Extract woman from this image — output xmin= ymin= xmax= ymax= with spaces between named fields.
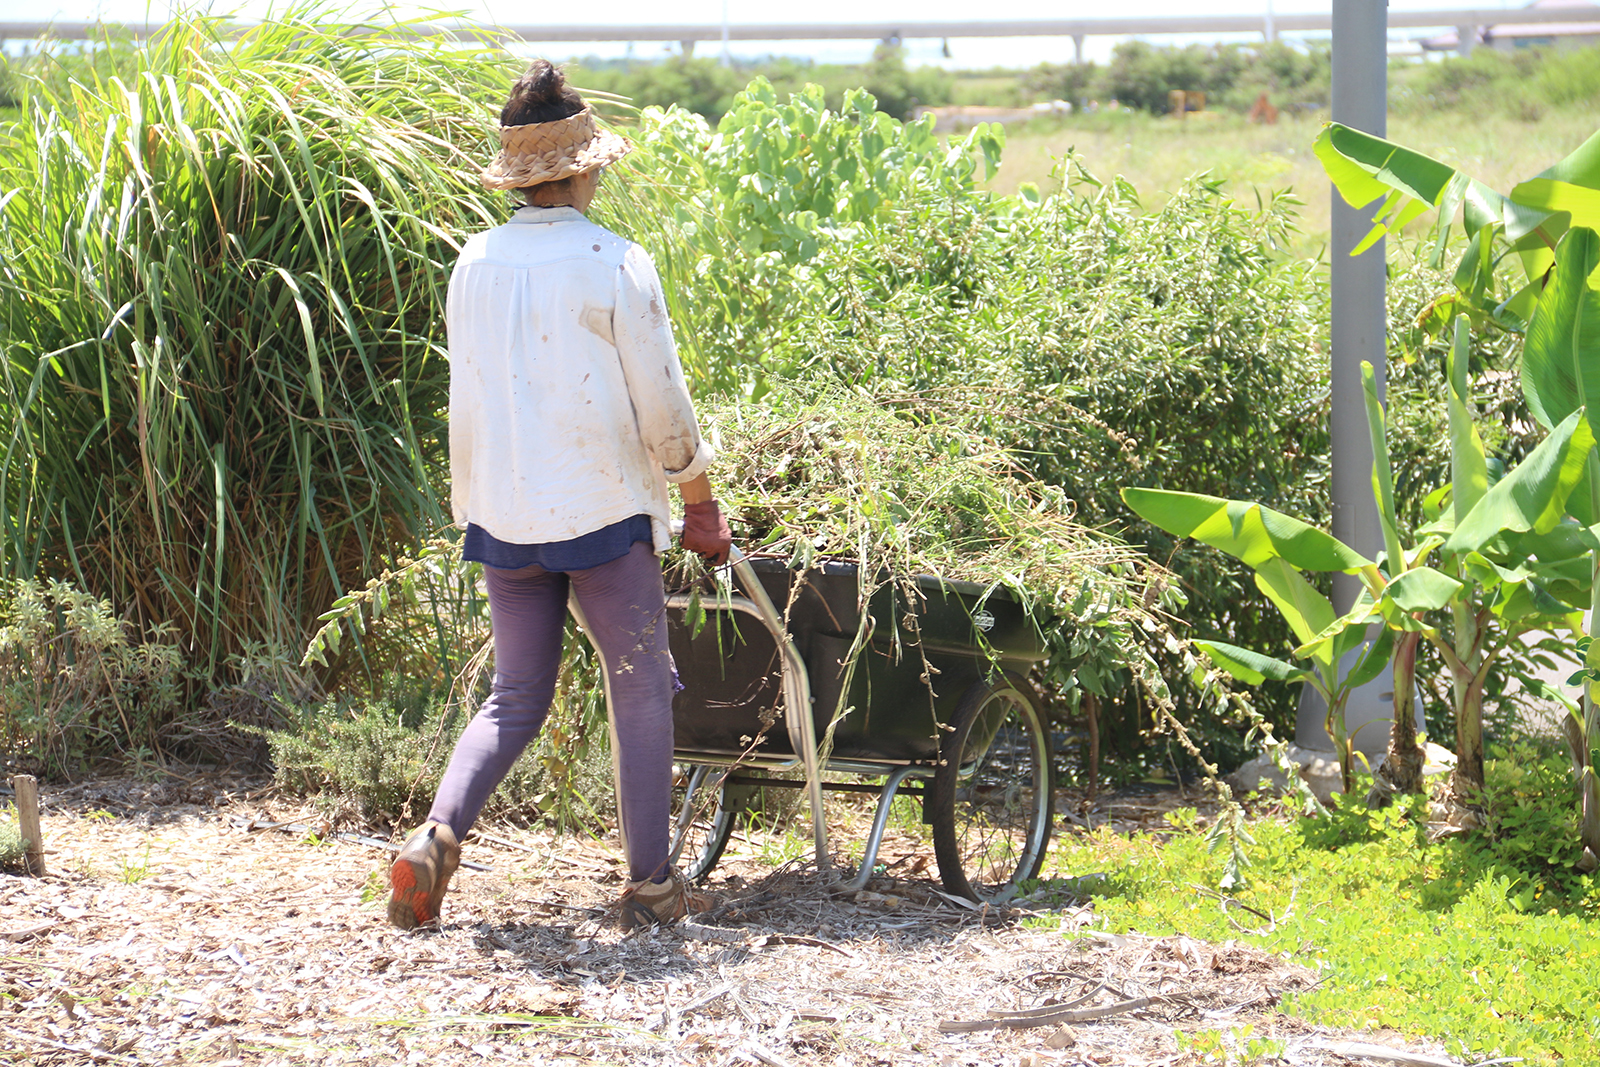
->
xmin=387 ymin=61 xmax=731 ymax=931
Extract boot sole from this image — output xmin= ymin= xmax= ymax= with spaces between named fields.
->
xmin=388 ymin=857 xmax=434 ymax=929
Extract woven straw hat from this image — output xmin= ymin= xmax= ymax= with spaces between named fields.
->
xmin=481 ymin=107 xmax=631 ymax=191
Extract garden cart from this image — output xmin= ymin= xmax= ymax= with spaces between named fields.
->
xmin=663 ymin=548 xmax=1054 ymax=903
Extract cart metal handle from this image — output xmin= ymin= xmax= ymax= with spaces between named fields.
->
xmin=722 ymin=545 xmax=830 ymax=874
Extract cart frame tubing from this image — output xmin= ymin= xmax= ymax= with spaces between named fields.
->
xmin=663 ymin=546 xmax=831 ymax=872
xmin=673 ymin=764 xmax=932 ymax=891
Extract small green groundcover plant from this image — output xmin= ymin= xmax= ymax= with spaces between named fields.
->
xmin=0 ymin=808 xmax=23 ymax=867
xmin=1048 ymin=740 xmax=1600 ymax=1063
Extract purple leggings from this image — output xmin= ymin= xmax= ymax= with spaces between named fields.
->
xmin=428 ymin=541 xmax=674 ymax=883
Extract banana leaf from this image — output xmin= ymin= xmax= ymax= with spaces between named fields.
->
xmin=1253 ymin=557 xmax=1337 ymax=651
xmin=1381 ymin=566 xmax=1464 ymax=614
xmin=1194 ymin=640 xmax=1314 ymax=686
xmin=1360 ymin=360 xmax=1406 ymax=574
xmin=1345 ymin=624 xmax=1399 ymax=691
xmin=1122 ymin=487 xmax=1371 ymax=573
xmin=1445 ymin=409 xmax=1595 ymax=553
xmin=1447 ymin=316 xmax=1489 ymax=526
xmin=1314 ymin=122 xmax=1600 ymax=275
xmin=1522 ymin=228 xmax=1600 ymax=438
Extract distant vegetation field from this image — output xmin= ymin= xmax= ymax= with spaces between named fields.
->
xmin=986 ymin=108 xmax=1600 ymax=248
xmin=566 ymin=35 xmax=1600 ymax=123
xmin=566 ymin=38 xmax=1330 ymax=123
xmin=558 ymin=40 xmax=1600 ymax=249
xmin=6 ymin=37 xmax=1598 ymax=238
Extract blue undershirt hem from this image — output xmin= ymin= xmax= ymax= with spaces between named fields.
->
xmin=463 ymin=514 xmax=653 ymax=572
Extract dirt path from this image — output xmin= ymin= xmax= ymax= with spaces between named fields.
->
xmin=3 ymin=776 xmax=1460 ymax=1066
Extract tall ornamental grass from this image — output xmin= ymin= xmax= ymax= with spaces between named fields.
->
xmin=0 ymin=10 xmax=513 ymax=676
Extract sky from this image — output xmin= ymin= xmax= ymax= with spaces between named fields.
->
xmin=0 ymin=1 xmax=1524 ymax=66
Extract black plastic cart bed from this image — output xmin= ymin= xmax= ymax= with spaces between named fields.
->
xmin=661 ymin=550 xmax=1055 ymax=903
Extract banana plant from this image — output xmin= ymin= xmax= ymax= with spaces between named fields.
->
xmin=1504 ymin=226 xmax=1600 ymax=857
xmin=1401 ymin=317 xmax=1595 ymax=797
xmin=1121 ymin=485 xmax=1401 ymax=794
xmin=1358 ymin=359 xmax=1433 ymax=797
xmin=1124 ymin=463 xmax=1467 ymax=799
xmin=1363 ymin=324 xmax=1598 ymax=798
xmin=1124 ymin=345 xmax=1594 ymax=799
xmin=1318 ymin=125 xmax=1600 ymax=847
xmin=1126 ymin=349 xmax=1477 ymax=800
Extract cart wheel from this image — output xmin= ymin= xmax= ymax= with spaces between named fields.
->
xmin=668 ymin=764 xmax=737 ymax=883
xmin=930 ymin=674 xmax=1054 ymax=903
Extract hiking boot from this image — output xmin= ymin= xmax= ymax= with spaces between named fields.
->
xmin=387 ymin=821 xmax=460 ymax=930
xmin=618 ymin=870 xmax=714 ymax=930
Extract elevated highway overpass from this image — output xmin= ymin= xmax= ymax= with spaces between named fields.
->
xmin=5 ymin=7 xmax=1600 ymax=61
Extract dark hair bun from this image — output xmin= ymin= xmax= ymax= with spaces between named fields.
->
xmin=513 ymin=60 xmax=564 ymax=106
xmin=502 ymin=60 xmax=585 ymax=126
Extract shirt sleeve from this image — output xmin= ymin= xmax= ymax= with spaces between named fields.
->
xmin=612 ymin=243 xmax=713 ymax=483
xmin=445 ymin=263 xmax=473 ymax=526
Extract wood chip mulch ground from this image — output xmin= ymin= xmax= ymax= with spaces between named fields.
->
xmin=2 ymin=774 xmax=1465 ymax=1066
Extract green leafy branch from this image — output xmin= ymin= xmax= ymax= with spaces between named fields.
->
xmin=301 ymin=536 xmax=474 ymax=670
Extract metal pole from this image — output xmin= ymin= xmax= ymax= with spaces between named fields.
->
xmin=1299 ymin=0 xmax=1394 ymax=753
xmin=1330 ymin=0 xmax=1387 ymax=612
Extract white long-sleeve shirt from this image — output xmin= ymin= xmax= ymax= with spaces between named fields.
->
xmin=446 ymin=205 xmax=713 ymax=553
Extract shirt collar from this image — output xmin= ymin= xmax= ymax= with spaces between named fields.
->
xmin=510 ymin=205 xmax=586 ymax=225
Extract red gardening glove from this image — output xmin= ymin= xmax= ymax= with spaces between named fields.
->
xmin=681 ymin=499 xmax=732 ymax=565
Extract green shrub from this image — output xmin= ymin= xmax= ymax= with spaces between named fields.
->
xmin=1392 ymin=47 xmax=1539 ymax=113
xmin=267 ymin=684 xmax=465 ymax=826
xmin=0 ymin=577 xmax=189 ymax=773
xmin=1100 ymin=40 xmax=1329 ymax=113
xmin=264 ymin=653 xmax=613 ymax=831
xmin=1019 ymin=61 xmax=1101 ymax=108
xmin=1476 ymin=738 xmax=1597 ymax=904
xmin=571 ymin=56 xmax=750 ymax=122
xmin=845 ymin=44 xmax=954 ymax=120
xmin=1391 ymin=44 xmax=1600 ymax=118
xmin=1537 ymin=45 xmax=1600 ymax=109
xmin=1101 ymin=40 xmax=1218 ymax=113
xmin=603 ymin=78 xmax=1002 ymax=397
xmin=765 ymin=172 xmax=1327 ymax=754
